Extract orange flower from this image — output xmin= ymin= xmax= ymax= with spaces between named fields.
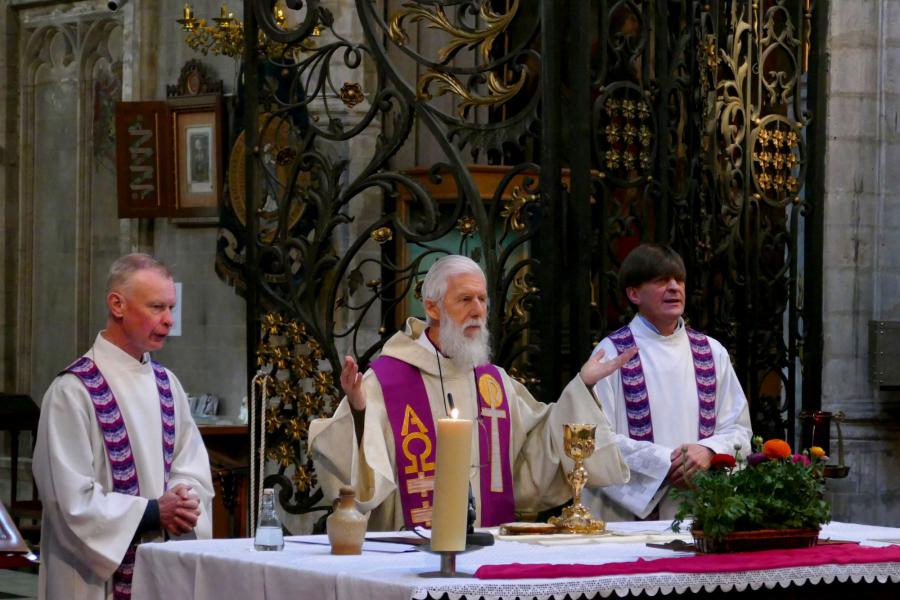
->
xmin=763 ymin=439 xmax=792 ymax=460
xmin=809 ymin=446 xmax=827 ymax=460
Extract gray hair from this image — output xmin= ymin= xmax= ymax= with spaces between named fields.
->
xmin=421 ymin=255 xmax=486 ymax=325
xmin=106 ymin=253 xmax=173 ymax=295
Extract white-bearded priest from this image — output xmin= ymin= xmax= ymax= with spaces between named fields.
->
xmin=310 ymin=255 xmax=633 ymax=530
xmin=583 ymin=243 xmax=752 ymax=521
xmin=33 ymin=254 xmax=214 ymax=600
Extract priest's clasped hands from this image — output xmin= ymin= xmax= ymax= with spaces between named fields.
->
xmin=158 ymin=483 xmax=202 ymax=536
xmin=667 ymin=444 xmax=714 ymax=489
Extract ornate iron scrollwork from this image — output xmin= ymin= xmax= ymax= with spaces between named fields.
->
xmin=240 ymin=0 xmax=545 ymax=517
xmin=236 ymin=0 xmax=823 ymax=518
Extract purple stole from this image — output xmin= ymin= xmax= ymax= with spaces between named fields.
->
xmin=608 ymin=326 xmax=717 ymax=442
xmin=65 ymin=356 xmax=175 ymax=600
xmin=371 ymin=357 xmax=515 ymax=528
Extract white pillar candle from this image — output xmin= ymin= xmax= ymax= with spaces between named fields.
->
xmin=430 ymin=411 xmax=473 ymax=551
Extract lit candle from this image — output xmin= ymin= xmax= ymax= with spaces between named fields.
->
xmin=430 ymin=408 xmax=473 ymax=551
xmin=183 ymin=4 xmax=193 ymax=20
xmin=219 ymin=3 xmax=230 ymax=19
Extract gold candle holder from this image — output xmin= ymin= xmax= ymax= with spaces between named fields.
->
xmin=549 ymin=423 xmax=606 ymax=534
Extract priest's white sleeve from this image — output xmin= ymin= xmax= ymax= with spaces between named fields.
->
xmin=309 ymin=371 xmax=400 ymax=529
xmin=33 ymin=376 xmax=148 ymax=580
xmin=587 ymin=341 xmax=672 ymax=519
xmin=503 ymin=373 xmax=630 ymax=515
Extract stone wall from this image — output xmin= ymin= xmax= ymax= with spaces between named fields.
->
xmin=820 ymin=0 xmax=900 ymax=525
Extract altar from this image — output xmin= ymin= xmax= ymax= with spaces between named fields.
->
xmin=132 ymin=521 xmax=900 ymax=600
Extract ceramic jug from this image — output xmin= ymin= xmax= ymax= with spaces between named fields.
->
xmin=326 ymin=486 xmax=368 ymax=554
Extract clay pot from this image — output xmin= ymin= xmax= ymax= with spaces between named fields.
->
xmin=326 ymin=486 xmax=368 ymax=555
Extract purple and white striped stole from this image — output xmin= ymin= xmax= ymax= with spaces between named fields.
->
xmin=65 ymin=356 xmax=175 ymax=600
xmin=608 ymin=326 xmax=717 ymax=442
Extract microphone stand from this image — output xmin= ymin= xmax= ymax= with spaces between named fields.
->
xmin=465 ymin=482 xmax=495 ymax=547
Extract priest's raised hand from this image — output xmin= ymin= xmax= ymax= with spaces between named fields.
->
xmin=579 ymin=345 xmax=638 ymax=387
xmin=341 ymin=354 xmax=366 ymax=411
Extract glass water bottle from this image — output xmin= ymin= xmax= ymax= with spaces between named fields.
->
xmin=254 ymin=488 xmax=284 ymax=551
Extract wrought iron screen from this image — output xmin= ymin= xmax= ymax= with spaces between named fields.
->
xmin=236 ymin=0 xmax=825 ymax=518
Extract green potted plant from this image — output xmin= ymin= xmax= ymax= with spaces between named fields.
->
xmin=671 ymin=437 xmax=831 ymax=553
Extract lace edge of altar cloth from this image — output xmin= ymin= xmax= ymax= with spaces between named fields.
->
xmin=411 ymin=562 xmax=900 ymax=600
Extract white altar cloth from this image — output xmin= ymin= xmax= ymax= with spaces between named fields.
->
xmin=132 ymin=521 xmax=900 ymax=600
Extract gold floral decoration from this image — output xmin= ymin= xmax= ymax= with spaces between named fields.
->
xmin=293 ymin=467 xmax=314 ymax=492
xmin=339 ymin=82 xmax=365 ymax=108
xmin=256 ymin=312 xmax=340 ymax=506
xmin=370 ymin=226 xmax=394 ymax=243
xmin=753 ymin=122 xmax=801 ymax=197
xmin=601 ymin=94 xmax=654 ymax=177
xmin=457 ymin=215 xmax=478 ymax=236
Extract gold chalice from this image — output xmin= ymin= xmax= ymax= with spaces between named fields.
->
xmin=549 ymin=423 xmax=606 ymax=534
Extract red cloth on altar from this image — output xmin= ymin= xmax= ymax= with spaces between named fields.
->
xmin=475 ymin=543 xmax=900 ymax=579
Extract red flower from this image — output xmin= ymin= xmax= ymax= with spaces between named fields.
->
xmin=763 ymin=439 xmax=792 ymax=460
xmin=710 ymin=453 xmax=736 ymax=470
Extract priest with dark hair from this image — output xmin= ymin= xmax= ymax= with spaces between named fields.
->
xmin=583 ymin=244 xmax=752 ymax=521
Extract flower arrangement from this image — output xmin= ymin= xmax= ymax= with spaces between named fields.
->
xmin=671 ymin=437 xmax=831 ymax=545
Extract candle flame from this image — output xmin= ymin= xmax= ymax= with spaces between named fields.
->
xmin=450 ymin=407 xmax=459 ymax=419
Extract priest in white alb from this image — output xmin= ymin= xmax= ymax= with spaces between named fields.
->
xmin=33 ymin=254 xmax=214 ymax=600
xmin=309 ymin=255 xmax=634 ymax=531
xmin=583 ymin=244 xmax=752 ymax=521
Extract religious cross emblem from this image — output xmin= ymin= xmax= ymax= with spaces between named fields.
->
xmin=478 ymin=373 xmax=507 ymax=492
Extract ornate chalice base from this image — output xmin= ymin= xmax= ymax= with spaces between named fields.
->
xmin=548 ymin=423 xmax=606 ymax=534
xmin=550 ymin=503 xmax=606 ymax=534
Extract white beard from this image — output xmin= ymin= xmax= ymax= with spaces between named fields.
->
xmin=438 ymin=312 xmax=491 ymax=370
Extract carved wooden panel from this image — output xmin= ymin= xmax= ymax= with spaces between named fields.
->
xmin=115 ymin=101 xmax=172 ymax=218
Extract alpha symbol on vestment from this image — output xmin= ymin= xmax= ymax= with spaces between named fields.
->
xmin=400 ymin=404 xmax=435 ymax=475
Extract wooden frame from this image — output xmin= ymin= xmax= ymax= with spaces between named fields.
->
xmin=170 ymin=94 xmax=224 ymax=218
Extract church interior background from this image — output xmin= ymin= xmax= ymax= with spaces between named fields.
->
xmin=1 ymin=0 xmax=899 ymax=560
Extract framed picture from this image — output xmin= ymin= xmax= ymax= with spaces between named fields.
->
xmin=170 ymin=94 xmax=224 ymax=218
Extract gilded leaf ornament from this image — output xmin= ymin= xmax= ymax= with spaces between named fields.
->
xmin=501 ymin=186 xmax=540 ymax=232
xmin=388 ymin=0 xmax=519 ymax=65
xmin=417 ymin=69 xmax=526 ymax=118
